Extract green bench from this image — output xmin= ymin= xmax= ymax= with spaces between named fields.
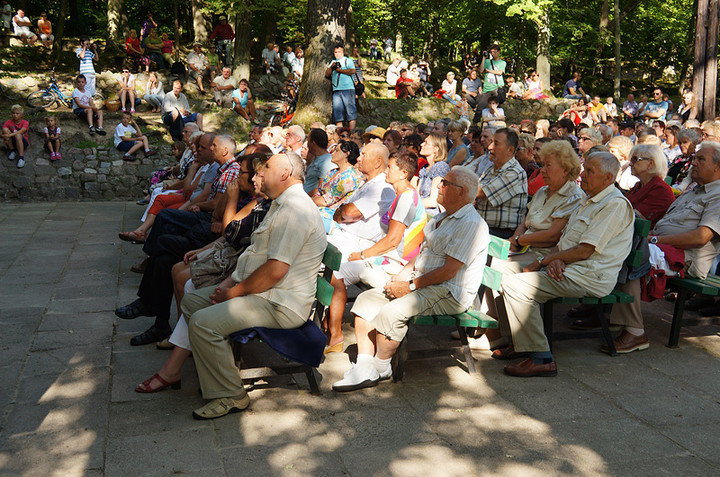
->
xmin=667 ymin=274 xmax=720 ymax=347
xmin=391 ymin=235 xmax=509 ymax=381
xmin=542 ymin=218 xmax=651 ymax=356
xmin=231 ymin=243 xmax=341 ymax=394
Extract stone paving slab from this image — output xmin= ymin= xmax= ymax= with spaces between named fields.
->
xmin=1 ymin=202 xmax=720 ymax=476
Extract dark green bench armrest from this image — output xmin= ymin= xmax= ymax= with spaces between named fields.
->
xmin=668 ymin=276 xmax=720 ymax=296
xmin=412 ymin=309 xmax=498 ymax=329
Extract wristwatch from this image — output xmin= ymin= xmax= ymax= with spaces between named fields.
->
xmin=536 ymin=255 xmax=545 ymax=267
xmin=409 ymin=279 xmax=417 ymax=291
xmin=649 ymin=236 xmax=658 ymax=244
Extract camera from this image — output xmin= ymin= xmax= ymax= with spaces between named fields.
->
xmin=482 ymin=51 xmax=489 ymax=59
xmin=331 ymin=61 xmax=341 ymax=71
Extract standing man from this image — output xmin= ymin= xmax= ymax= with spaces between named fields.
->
xmin=209 ymin=15 xmax=235 ymax=66
xmin=183 ymin=152 xmax=326 ymax=419
xmin=325 ymin=44 xmax=357 ymax=129
xmin=475 ymin=44 xmax=506 ymax=119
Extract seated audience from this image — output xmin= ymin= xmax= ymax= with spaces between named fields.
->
xmin=562 ymin=72 xmax=586 ymax=99
xmin=441 ymin=72 xmax=460 ymax=105
xmin=622 ymin=94 xmax=639 ymax=120
xmin=143 ymin=72 xmax=164 ymax=113
xmin=313 ymin=140 xmax=363 ymax=232
xmin=604 ymin=97 xmax=618 ymax=118
xmin=386 ymin=57 xmax=402 ymax=87
xmin=475 ymin=128 xmax=528 ymax=238
xmin=231 ymin=79 xmax=257 ymax=121
xmin=43 ymin=115 xmax=62 ymax=161
xmin=160 ymin=32 xmax=176 ymax=66
xmin=677 ymin=90 xmax=698 ymax=123
xmin=446 ymin=120 xmax=470 ymax=167
xmin=667 ymin=128 xmax=699 ymax=185
xmin=382 ymin=129 xmax=403 ymax=155
xmin=664 ymin=125 xmax=682 ymax=162
xmin=395 ymin=69 xmax=419 ymax=99
xmin=125 ymin=29 xmax=149 ymax=72
xmin=496 ymin=152 xmax=634 ymax=376
xmin=606 ymin=135 xmax=637 ymax=190
xmin=463 ymin=127 xmax=494 ymax=177
xmin=117 ymin=67 xmax=137 ymax=113
xmin=601 ymin=142 xmax=720 ymax=351
xmin=162 ymin=81 xmax=204 ymax=139
xmin=304 ymin=128 xmax=336 ymax=195
xmin=144 ymin=28 xmax=165 ymax=69
xmin=481 ymin=96 xmax=506 ymax=128
xmin=332 ymin=166 xmax=488 ymax=391
xmin=211 ymin=67 xmax=237 ymax=108
xmin=624 ymin=144 xmax=675 ymax=226
xmin=515 ymin=133 xmax=539 ymax=179
xmin=461 ymin=70 xmax=482 ymax=110
xmin=187 ymin=43 xmax=210 ymax=93
xmin=2 ymin=104 xmax=29 ymax=168
xmin=37 ymin=12 xmax=53 ymax=48
xmin=414 ymin=133 xmax=450 ymax=213
xmin=12 ymin=9 xmax=36 ymax=46
xmin=522 ymin=70 xmax=547 ymax=100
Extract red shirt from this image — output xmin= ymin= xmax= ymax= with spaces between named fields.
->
xmin=161 ymin=39 xmax=174 ymax=54
xmin=3 ymin=119 xmax=29 ymax=141
xmin=527 ymin=169 xmax=546 ymax=196
xmin=395 ymin=77 xmax=415 ymax=98
xmin=210 ymin=23 xmax=235 ymax=40
xmin=125 ymin=37 xmax=141 ymax=54
xmin=625 ymin=175 xmax=675 ymax=226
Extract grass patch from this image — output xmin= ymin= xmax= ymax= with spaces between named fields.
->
xmin=75 ymin=138 xmax=103 ymax=149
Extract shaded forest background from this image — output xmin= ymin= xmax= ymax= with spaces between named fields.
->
xmin=7 ymin=0 xmax=697 ymax=96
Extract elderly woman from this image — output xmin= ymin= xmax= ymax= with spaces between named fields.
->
xmin=515 ymin=133 xmax=539 ymax=179
xmin=313 ymin=140 xmax=364 ymax=232
xmin=447 ymin=120 xmax=470 ymax=166
xmin=667 ymin=128 xmax=699 ymax=185
xmin=412 ymin=132 xmax=450 ymax=213
xmin=607 ymin=135 xmax=637 ymax=190
xmin=475 ymin=141 xmax=585 ymax=354
xmin=624 ymin=144 xmax=675 ymax=226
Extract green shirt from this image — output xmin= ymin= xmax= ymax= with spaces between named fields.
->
xmin=207 ymin=51 xmax=219 ymax=66
xmin=145 ymin=35 xmax=163 ymax=51
xmin=482 ymin=58 xmax=506 ymax=93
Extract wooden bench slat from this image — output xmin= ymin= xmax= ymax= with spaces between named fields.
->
xmin=315 ymin=277 xmax=334 ymax=307
xmin=489 ymin=236 xmax=510 ymax=260
xmin=481 ymin=266 xmax=502 ymax=291
xmin=323 ymin=243 xmax=342 ymax=272
xmin=669 ymin=277 xmax=720 ymax=296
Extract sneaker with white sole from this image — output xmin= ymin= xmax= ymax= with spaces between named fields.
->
xmin=378 ymin=366 xmax=392 ymax=382
xmin=8 ymin=151 xmax=16 ymax=161
xmin=16 ymin=157 xmax=25 ymax=168
xmin=332 ymin=362 xmax=380 ymax=392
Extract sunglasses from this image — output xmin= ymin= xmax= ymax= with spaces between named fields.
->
xmin=440 ymin=178 xmax=463 ymax=188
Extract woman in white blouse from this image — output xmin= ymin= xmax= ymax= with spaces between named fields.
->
xmin=441 ymin=71 xmax=460 ymax=105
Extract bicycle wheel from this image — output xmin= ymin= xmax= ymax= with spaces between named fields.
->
xmin=27 ymin=90 xmax=57 ymax=109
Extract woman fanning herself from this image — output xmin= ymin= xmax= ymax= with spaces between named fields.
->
xmin=412 ymin=133 xmax=449 ymax=215
xmin=324 ymin=151 xmax=427 ymax=353
xmin=135 ymin=154 xmax=271 ymax=393
xmin=313 ymin=140 xmax=364 ymax=232
xmin=468 ymin=141 xmax=585 ymax=353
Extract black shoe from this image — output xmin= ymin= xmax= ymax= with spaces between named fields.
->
xmin=130 ymin=325 xmax=172 ymax=346
xmin=566 ymin=304 xmax=595 ymax=319
xmin=115 ymin=298 xmax=154 ymax=320
xmin=686 ymin=296 xmax=716 ymax=312
xmin=570 ymin=316 xmax=622 ymax=332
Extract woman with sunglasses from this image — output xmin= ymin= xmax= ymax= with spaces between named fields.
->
xmin=522 ymin=70 xmax=547 ymax=100
xmin=624 ymin=144 xmax=675 ymax=226
xmin=313 ymin=140 xmax=364 ymax=232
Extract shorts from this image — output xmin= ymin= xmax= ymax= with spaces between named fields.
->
xmin=40 ymin=33 xmax=54 ymax=42
xmin=116 ymin=141 xmax=137 ymax=153
xmin=188 ymin=68 xmax=206 ymax=81
xmin=332 ymin=89 xmax=357 ymax=122
xmin=8 ymin=137 xmax=29 ymax=151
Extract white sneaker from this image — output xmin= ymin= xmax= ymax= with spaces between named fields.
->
xmin=332 ymin=362 xmax=380 ymax=392
xmin=16 ymin=157 xmax=25 ymax=168
xmin=8 ymin=151 xmax=16 ymax=161
xmin=377 ymin=366 xmax=392 ymax=382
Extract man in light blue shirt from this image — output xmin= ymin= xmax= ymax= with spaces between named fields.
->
xmin=303 ymin=128 xmax=336 ymax=195
xmin=642 ymin=88 xmax=669 ymax=125
xmin=324 ymin=44 xmax=357 ymax=129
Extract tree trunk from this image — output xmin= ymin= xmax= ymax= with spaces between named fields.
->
xmin=232 ymin=7 xmax=252 ymax=81
xmin=703 ymin=0 xmax=719 ymax=119
xmin=192 ymin=0 xmax=210 ymax=43
xmin=535 ymin=7 xmax=551 ymax=96
xmin=53 ymin=0 xmax=69 ymax=63
xmin=173 ymin=0 xmax=181 ymax=51
xmin=613 ymin=0 xmax=621 ymax=99
xmin=107 ymin=0 xmax=123 ymax=43
xmin=693 ymin=0 xmax=710 ymax=117
xmin=294 ymin=0 xmax=350 ymax=127
xmin=345 ymin=3 xmax=355 ymax=52
xmin=594 ymin=0 xmax=610 ymax=71
xmin=262 ymin=15 xmax=277 ymax=45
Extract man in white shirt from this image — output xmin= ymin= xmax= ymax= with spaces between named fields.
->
xmin=186 ymin=43 xmax=209 ymax=93
xmin=12 ymin=9 xmax=36 ymax=45
xmin=210 ymin=66 xmax=237 ymax=108
xmin=386 ymin=57 xmax=402 ymax=87
xmin=72 ymin=74 xmax=106 ymax=136
xmin=162 ymin=80 xmax=204 ymax=136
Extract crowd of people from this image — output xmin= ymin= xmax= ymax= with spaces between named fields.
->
xmin=104 ymin=91 xmax=720 ymax=418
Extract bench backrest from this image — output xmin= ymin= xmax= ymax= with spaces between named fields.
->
xmin=316 ymin=243 xmax=342 ymax=307
xmin=625 ymin=218 xmax=651 ymax=269
xmin=481 ymin=235 xmax=510 ymax=292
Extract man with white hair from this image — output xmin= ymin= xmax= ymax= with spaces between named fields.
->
xmin=496 ymin=152 xmax=634 ymax=376
xmin=577 ymin=127 xmax=603 ymax=155
xmin=259 ymin=126 xmax=284 ymax=154
xmin=283 ymin=125 xmax=305 ymax=154
xmin=333 ymin=165 xmax=489 ymax=392
xmin=183 ymin=152 xmax=326 ymax=419
xmin=604 ymin=142 xmax=720 ymax=347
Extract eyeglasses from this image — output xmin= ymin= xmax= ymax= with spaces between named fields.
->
xmin=578 ymin=136 xmax=591 ymax=141
xmin=340 ymin=134 xmax=350 ymax=139
xmin=440 ymin=178 xmax=463 ymax=188
xmin=630 ymin=156 xmax=651 ymax=164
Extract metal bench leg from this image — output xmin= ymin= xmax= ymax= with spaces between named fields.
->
xmin=456 ymin=325 xmax=478 ymax=374
xmin=667 ymin=288 xmax=687 ymax=348
xmin=392 ymin=337 xmax=408 ymax=382
xmin=305 ymin=367 xmax=321 ymax=395
xmin=542 ymin=302 xmax=554 ymax=351
xmin=598 ymin=307 xmax=617 ymax=356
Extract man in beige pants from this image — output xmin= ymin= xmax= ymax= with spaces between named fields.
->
xmin=182 ymin=152 xmax=326 ymax=420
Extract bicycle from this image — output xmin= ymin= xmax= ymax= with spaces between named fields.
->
xmin=267 ymin=94 xmax=296 ymax=127
xmin=27 ymin=68 xmax=105 ymax=110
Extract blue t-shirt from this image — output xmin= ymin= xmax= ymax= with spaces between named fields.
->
xmin=328 ymin=56 xmax=355 ymax=92
xmin=643 ymin=100 xmax=669 ymax=121
xmin=304 ymin=153 xmax=337 ymax=194
xmin=563 ymin=79 xmax=580 ymax=96
xmin=232 ymin=89 xmax=249 ymax=108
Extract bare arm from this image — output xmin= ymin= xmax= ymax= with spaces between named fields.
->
xmin=349 ymin=220 xmax=406 ymax=260
xmin=655 ymin=226 xmax=715 ymax=250
xmin=333 ymin=202 xmax=364 ymax=224
xmin=384 ymin=255 xmax=465 ymax=299
xmin=514 ymin=217 xmax=570 ymax=249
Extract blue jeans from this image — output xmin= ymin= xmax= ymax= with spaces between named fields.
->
xmin=563 ymin=94 xmax=583 ymax=100
xmin=443 ymin=93 xmax=460 ymax=105
xmin=332 ymin=89 xmax=357 ymax=123
xmin=148 ymin=52 xmax=165 ymax=69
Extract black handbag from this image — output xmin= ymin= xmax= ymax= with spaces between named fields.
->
xmin=489 ymin=59 xmax=507 ymax=104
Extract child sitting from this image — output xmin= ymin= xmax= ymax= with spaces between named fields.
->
xmin=114 ymin=112 xmax=156 ymax=161
xmin=44 ymin=116 xmax=62 ymax=161
xmin=2 ymin=104 xmax=30 ymax=168
xmin=72 ymin=74 xmax=107 ymax=136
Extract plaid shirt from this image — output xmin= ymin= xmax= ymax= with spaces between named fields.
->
xmin=209 ymin=157 xmax=240 ymax=200
xmin=476 ymin=157 xmax=528 ymax=229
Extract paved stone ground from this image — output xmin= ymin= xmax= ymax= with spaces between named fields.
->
xmin=1 ymin=201 xmax=720 ymax=476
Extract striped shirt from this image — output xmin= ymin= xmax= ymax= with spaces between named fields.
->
xmin=76 ymin=48 xmax=96 ymax=75
xmin=476 ymin=157 xmax=528 ymax=230
xmin=415 ymin=203 xmax=489 ymax=308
